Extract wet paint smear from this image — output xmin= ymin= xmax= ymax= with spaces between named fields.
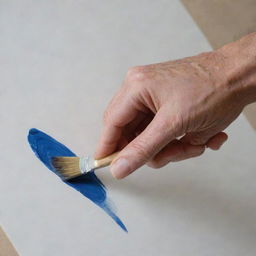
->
xmin=27 ymin=128 xmax=127 ymax=232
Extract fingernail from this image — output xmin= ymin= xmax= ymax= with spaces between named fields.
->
xmin=110 ymin=158 xmax=130 ymax=179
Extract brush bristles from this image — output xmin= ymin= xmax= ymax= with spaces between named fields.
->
xmin=51 ymin=157 xmax=82 ymax=180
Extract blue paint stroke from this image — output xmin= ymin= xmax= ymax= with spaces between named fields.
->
xmin=27 ymin=128 xmax=127 ymax=232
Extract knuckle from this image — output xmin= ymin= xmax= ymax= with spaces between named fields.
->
xmin=130 ymin=140 xmax=151 ymax=162
xmin=147 ymin=160 xmax=164 ymax=169
xmin=163 ymin=114 xmax=184 ymax=138
xmin=126 ymin=66 xmax=150 ymax=82
xmin=190 ymin=147 xmax=205 ymax=158
xmin=190 ymin=137 xmax=203 ymax=145
xmin=189 ymin=135 xmax=207 ymax=145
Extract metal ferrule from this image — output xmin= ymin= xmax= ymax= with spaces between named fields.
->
xmin=79 ymin=156 xmax=95 ymax=174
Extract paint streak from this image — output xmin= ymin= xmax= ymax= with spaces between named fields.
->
xmin=27 ymin=128 xmax=127 ymax=232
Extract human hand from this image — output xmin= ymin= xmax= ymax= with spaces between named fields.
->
xmin=95 ymin=41 xmax=254 ymax=179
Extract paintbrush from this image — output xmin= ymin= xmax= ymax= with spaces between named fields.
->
xmin=51 ymin=152 xmax=119 ymax=180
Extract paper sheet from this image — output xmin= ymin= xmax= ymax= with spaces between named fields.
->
xmin=0 ymin=1 xmax=256 ymax=255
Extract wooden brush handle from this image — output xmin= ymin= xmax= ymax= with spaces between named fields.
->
xmin=94 ymin=151 xmax=120 ymax=169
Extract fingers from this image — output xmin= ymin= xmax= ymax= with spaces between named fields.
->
xmin=122 ymin=112 xmax=151 ymax=143
xmin=94 ymin=90 xmax=138 ymax=159
xmin=181 ymin=131 xmax=215 ymax=145
xmin=148 ymin=132 xmax=228 ymax=169
xmin=206 ymin=132 xmax=228 ymax=150
xmin=182 ymin=131 xmax=228 ymax=149
xmin=181 ymin=130 xmax=228 ymax=146
xmin=110 ymin=108 xmax=182 ymax=179
xmin=147 ymin=140 xmax=205 ymax=168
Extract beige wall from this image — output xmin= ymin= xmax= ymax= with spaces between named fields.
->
xmin=181 ymin=0 xmax=256 ymax=129
xmin=0 ymin=226 xmax=19 ymax=256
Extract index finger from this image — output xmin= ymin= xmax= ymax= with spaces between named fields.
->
xmin=94 ymin=90 xmax=138 ymax=159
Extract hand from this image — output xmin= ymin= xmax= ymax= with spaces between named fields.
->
xmin=95 ymin=45 xmax=253 ymax=179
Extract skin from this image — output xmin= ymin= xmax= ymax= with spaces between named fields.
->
xmin=95 ymin=33 xmax=256 ymax=179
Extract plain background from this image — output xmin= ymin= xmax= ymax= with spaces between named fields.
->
xmin=0 ymin=1 xmax=256 ymax=255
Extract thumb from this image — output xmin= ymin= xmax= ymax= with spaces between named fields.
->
xmin=110 ymin=109 xmax=182 ymax=179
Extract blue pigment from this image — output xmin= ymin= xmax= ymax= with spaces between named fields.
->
xmin=27 ymin=128 xmax=127 ymax=232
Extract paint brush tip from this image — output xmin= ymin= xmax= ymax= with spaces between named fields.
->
xmin=51 ymin=156 xmax=82 ymax=180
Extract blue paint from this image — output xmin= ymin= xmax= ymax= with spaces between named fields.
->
xmin=27 ymin=128 xmax=127 ymax=232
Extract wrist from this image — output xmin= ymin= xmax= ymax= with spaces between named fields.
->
xmin=217 ymin=32 xmax=256 ymax=106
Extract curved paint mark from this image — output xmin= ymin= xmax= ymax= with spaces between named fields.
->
xmin=27 ymin=128 xmax=127 ymax=232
